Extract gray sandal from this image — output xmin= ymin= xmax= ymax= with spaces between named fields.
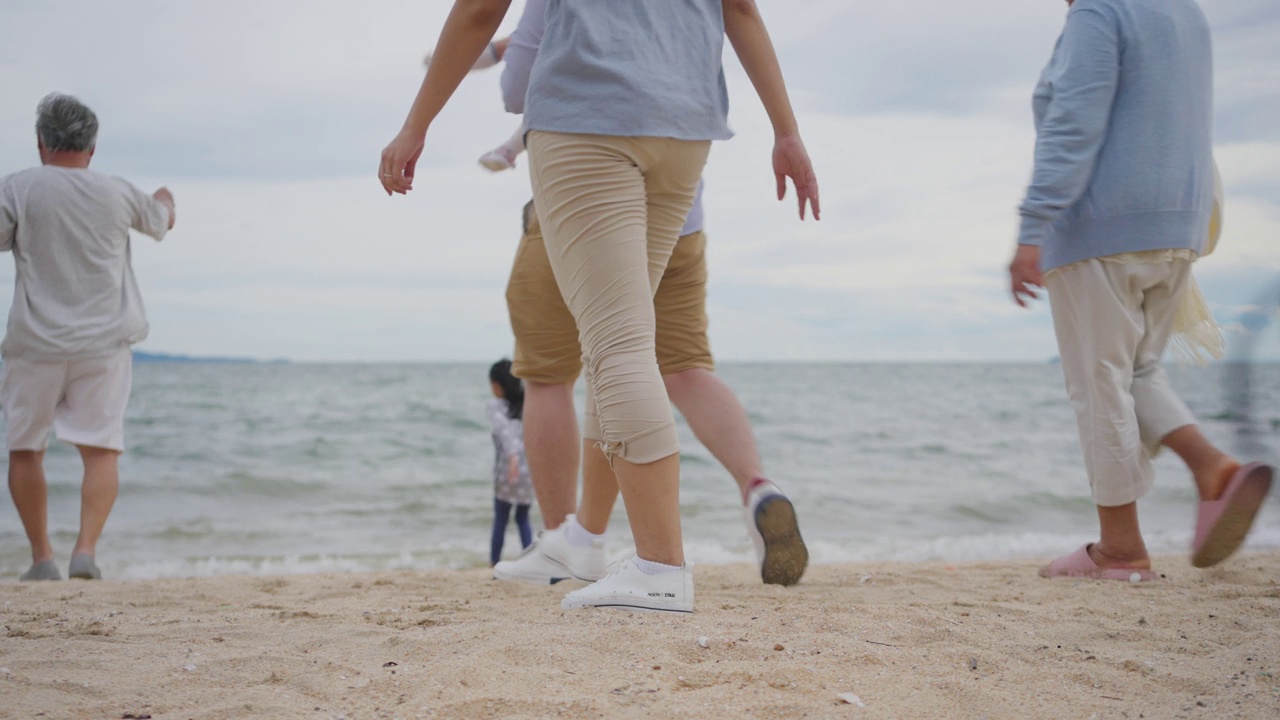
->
xmin=20 ymin=559 xmax=61 ymax=581
xmin=68 ymin=554 xmax=102 ymax=580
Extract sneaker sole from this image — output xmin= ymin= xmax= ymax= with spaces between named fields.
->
xmin=492 ymin=556 xmax=601 ymax=586
xmin=1192 ymin=465 xmax=1273 ymax=568
xmin=479 ymin=158 xmax=515 ymax=172
xmin=755 ymin=495 xmax=808 ymax=586
xmin=563 ymin=601 xmax=693 ymax=614
xmin=492 ymin=567 xmax=572 ymax=585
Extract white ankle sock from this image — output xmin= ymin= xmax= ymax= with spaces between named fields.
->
xmin=564 ymin=517 xmax=602 ymax=548
xmin=498 ymin=125 xmax=525 ymax=158
xmin=633 ymin=556 xmax=682 ymax=576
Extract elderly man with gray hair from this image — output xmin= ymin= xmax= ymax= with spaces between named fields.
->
xmin=0 ymin=93 xmax=175 ymax=581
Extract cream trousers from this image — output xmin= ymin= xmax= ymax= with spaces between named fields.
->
xmin=1046 ymin=258 xmax=1198 ymax=506
xmin=527 ymin=131 xmax=710 ymax=464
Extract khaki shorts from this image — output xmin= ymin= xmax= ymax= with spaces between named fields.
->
xmin=507 ymin=202 xmax=714 ymax=385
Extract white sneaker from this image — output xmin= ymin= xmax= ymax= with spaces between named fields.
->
xmin=478 ymin=147 xmax=517 ymax=172
xmin=561 ymin=557 xmax=694 ymax=613
xmin=492 ymin=520 xmax=606 ymax=585
xmin=744 ymin=480 xmax=808 ymax=586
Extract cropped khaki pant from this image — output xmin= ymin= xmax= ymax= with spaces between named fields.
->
xmin=526 ymin=131 xmax=710 ymax=464
xmin=1046 ymin=258 xmax=1198 ymax=506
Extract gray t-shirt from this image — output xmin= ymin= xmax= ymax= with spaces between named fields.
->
xmin=525 ymin=0 xmax=733 ymax=141
xmin=0 ymin=165 xmax=170 ymax=360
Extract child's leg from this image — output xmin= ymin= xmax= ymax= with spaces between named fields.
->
xmin=478 ymin=124 xmax=527 ymax=173
xmin=491 ymin=498 xmax=514 ymax=566
xmin=514 ymin=503 xmax=533 ymax=549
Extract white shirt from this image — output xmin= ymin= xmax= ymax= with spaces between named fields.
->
xmin=0 ymin=165 xmax=170 ymax=359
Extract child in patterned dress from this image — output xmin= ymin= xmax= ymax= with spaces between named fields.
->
xmin=486 ymin=359 xmax=533 ymax=565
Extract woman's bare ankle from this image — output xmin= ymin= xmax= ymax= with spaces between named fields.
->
xmin=1195 ymin=456 xmax=1239 ymax=502
xmin=1088 ymin=542 xmax=1150 ymax=569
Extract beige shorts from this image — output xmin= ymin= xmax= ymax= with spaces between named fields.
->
xmin=506 ymin=202 xmax=715 ymax=385
xmin=0 ymin=348 xmax=133 ymax=452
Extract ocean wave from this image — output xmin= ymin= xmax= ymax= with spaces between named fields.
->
xmin=28 ymin=525 xmax=1277 ymax=581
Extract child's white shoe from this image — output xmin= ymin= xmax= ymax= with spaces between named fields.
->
xmin=478 ymin=147 xmax=518 ymax=172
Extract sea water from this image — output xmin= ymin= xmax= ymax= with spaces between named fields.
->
xmin=1 ymin=362 xmax=1276 ymax=579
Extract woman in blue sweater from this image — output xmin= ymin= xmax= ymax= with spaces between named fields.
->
xmin=1010 ymin=0 xmax=1272 ymax=580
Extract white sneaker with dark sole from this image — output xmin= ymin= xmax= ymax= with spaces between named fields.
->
xmin=492 ymin=518 xmax=605 ymax=585
xmin=745 ymin=480 xmax=809 ymax=586
xmin=561 ymin=557 xmax=694 ymax=613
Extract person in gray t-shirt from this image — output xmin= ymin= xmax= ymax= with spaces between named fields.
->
xmin=0 ymin=93 xmax=175 ymax=582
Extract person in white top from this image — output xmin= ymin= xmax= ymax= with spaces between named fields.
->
xmin=0 ymin=93 xmax=176 ymax=582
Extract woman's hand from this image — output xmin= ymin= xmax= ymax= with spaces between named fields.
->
xmin=379 ymin=131 xmax=425 ymax=196
xmin=1009 ymin=245 xmax=1045 ymax=307
xmin=773 ymin=133 xmax=820 ymax=221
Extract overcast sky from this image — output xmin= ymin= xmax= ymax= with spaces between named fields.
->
xmin=0 ymin=0 xmax=1276 ymax=362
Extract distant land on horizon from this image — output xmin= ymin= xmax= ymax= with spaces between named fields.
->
xmin=133 ymin=350 xmax=287 ymax=364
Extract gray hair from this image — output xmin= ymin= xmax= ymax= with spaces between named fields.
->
xmin=36 ymin=93 xmax=99 ymax=153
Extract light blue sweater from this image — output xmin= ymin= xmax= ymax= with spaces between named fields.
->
xmin=523 ymin=0 xmax=733 ymax=142
xmin=1017 ymin=0 xmax=1215 ymax=271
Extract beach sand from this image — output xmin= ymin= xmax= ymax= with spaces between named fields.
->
xmin=1 ymin=554 xmax=1278 ymax=720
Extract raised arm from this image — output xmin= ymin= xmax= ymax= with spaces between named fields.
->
xmin=152 ymin=187 xmax=176 ymax=230
xmin=124 ymin=180 xmax=174 ymax=241
xmin=723 ymin=0 xmax=820 ymax=220
xmin=379 ymin=0 xmax=514 ymax=195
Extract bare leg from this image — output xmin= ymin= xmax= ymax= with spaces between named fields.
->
xmin=8 ymin=450 xmax=53 ymax=564
xmin=664 ymin=368 xmax=763 ymax=500
xmin=1091 ymin=426 xmax=1235 ymax=570
xmin=522 ymin=381 xmax=579 ymax=530
xmin=576 ymin=439 xmax=619 ymax=535
xmin=1090 ymin=503 xmax=1151 ymax=569
xmin=614 ymin=453 xmax=684 ymax=566
xmin=1087 ymin=423 xmax=1235 ymax=571
xmin=72 ymin=445 xmax=119 ymax=557
xmin=1162 ymin=424 xmax=1237 ymax=501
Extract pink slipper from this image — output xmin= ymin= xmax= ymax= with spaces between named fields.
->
xmin=1192 ymin=462 xmax=1274 ymax=568
xmin=1038 ymin=544 xmax=1157 ymax=581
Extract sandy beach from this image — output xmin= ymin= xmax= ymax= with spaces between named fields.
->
xmin=1 ymin=553 xmax=1278 ymax=720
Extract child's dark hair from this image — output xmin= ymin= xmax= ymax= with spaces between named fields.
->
xmin=489 ymin=359 xmax=524 ymax=420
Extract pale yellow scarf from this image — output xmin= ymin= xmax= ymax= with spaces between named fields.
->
xmin=1168 ymin=163 xmax=1226 ymax=365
